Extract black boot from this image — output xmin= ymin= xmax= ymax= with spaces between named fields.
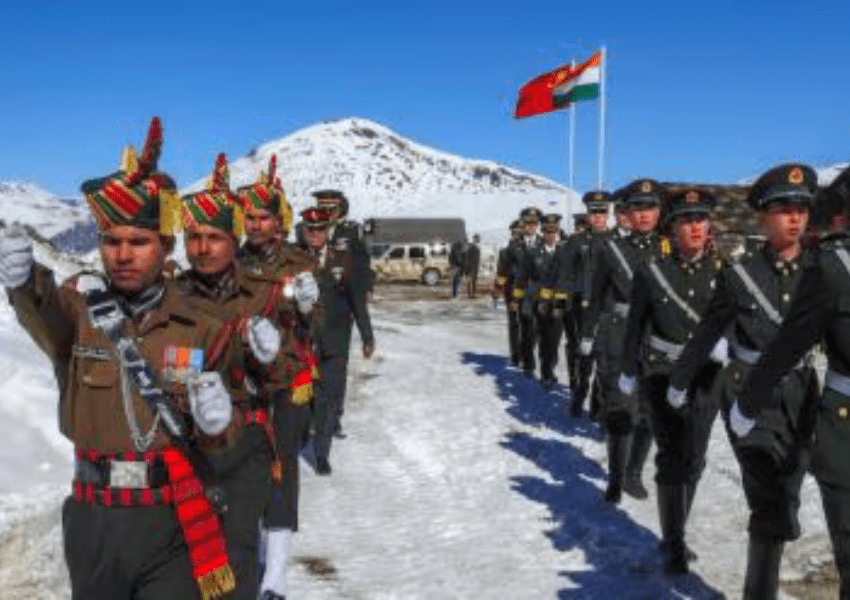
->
xmin=657 ymin=484 xmax=689 ymax=575
xmin=605 ymin=434 xmax=630 ymax=504
xmin=623 ymin=423 xmax=652 ymax=500
xmin=742 ymin=537 xmax=783 ymax=600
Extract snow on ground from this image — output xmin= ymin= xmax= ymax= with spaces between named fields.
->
xmin=0 ymin=293 xmax=836 ymax=599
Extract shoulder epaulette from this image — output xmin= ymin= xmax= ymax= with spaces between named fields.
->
xmin=660 ymin=236 xmax=672 ymax=257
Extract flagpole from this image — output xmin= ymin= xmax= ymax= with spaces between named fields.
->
xmin=567 ymin=58 xmax=576 ymax=229
xmin=597 ymin=46 xmax=607 ymax=190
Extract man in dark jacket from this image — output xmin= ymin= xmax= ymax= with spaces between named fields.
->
xmin=465 ymin=234 xmax=481 ymax=298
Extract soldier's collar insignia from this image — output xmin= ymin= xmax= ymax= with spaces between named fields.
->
xmin=788 ymin=167 xmax=804 ymax=185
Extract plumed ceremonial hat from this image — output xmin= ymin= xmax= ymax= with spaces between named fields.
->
xmin=237 ymin=155 xmax=287 ymax=217
xmin=181 ymin=153 xmax=243 ymax=236
xmin=81 ymin=117 xmax=180 ymax=235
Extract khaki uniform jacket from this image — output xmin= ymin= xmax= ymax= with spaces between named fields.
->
xmin=6 ymin=264 xmax=236 ymax=453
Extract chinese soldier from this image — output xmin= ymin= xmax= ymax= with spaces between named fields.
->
xmin=236 ymin=155 xmax=320 ymax=600
xmin=512 ymin=207 xmax=543 ymax=377
xmin=561 ymin=192 xmax=611 ymax=417
xmin=492 ymin=220 xmax=524 ymax=366
xmin=299 ymin=203 xmax=375 ymax=475
xmin=178 ymin=153 xmax=319 ymax=600
xmin=529 ymin=213 xmax=566 ymax=388
xmin=580 ymin=179 xmax=663 ymax=503
xmin=668 ymin=164 xmax=820 ymax=599
xmin=617 ymin=188 xmax=724 ymax=573
xmin=0 ymin=118 xmax=238 ymax=599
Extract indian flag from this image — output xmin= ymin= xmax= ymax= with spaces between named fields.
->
xmin=553 ymin=52 xmax=601 ymax=107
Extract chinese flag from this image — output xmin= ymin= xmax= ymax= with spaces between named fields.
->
xmin=514 ymin=64 xmax=574 ymax=119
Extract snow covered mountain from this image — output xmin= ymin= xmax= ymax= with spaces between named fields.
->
xmin=0 ymin=183 xmax=88 ymax=240
xmin=185 ymin=117 xmax=581 ymax=243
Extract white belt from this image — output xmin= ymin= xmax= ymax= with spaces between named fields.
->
xmin=648 ymin=335 xmax=684 ymax=360
xmin=731 ymin=340 xmax=761 ymax=366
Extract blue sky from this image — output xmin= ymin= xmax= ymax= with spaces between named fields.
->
xmin=2 ymin=0 xmax=849 ymax=197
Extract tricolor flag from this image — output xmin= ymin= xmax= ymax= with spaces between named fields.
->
xmin=514 ymin=52 xmax=602 ymax=119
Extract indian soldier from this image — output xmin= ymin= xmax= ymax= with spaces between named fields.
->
xmin=512 ymin=207 xmax=543 ymax=377
xmin=465 ymin=233 xmax=481 ymax=298
xmin=580 ymin=179 xmax=663 ymax=503
xmin=735 ymin=163 xmax=850 ymax=599
xmin=0 ymin=118 xmax=238 ymax=599
xmin=492 ymin=220 xmax=524 ymax=366
xmin=562 ymin=192 xmax=611 ymax=417
xmin=299 ymin=203 xmax=375 ymax=475
xmin=617 ymin=188 xmax=725 ymax=573
xmin=668 ymin=164 xmax=819 ymax=599
xmin=235 ymin=156 xmax=320 ymax=600
xmin=178 ymin=153 xmax=319 ymax=600
xmin=311 ymin=189 xmax=372 ymax=425
xmin=528 ymin=214 xmax=566 ymax=388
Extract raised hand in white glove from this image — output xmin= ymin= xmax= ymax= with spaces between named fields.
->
xmin=188 ymin=372 xmax=233 ymax=436
xmin=247 ymin=316 xmax=280 ymax=365
xmin=618 ymin=373 xmax=637 ymax=396
xmin=729 ymin=400 xmax=756 ymax=438
xmin=294 ymin=271 xmax=320 ymax=314
xmin=709 ymin=338 xmax=729 ymax=365
xmin=667 ymin=386 xmax=687 ymax=409
xmin=579 ymin=338 xmax=594 ymax=356
xmin=0 ymin=227 xmax=33 ymax=289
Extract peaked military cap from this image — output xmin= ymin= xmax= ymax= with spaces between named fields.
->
xmin=509 ymin=219 xmax=522 ymax=231
xmin=312 ymin=189 xmax=350 ymax=218
xmin=182 ymin=153 xmax=243 ymax=236
xmin=664 ymin=188 xmax=716 ymax=225
xmin=300 ymin=207 xmax=332 ymax=229
xmin=824 ymin=164 xmax=850 ymax=215
xmin=81 ymin=117 xmax=180 ymax=235
xmin=622 ymin=178 xmax=664 ymax=207
xmin=582 ymin=190 xmax=611 ymax=213
xmin=520 ymin=206 xmax=543 ymax=223
xmin=747 ymin=163 xmax=817 ymax=210
xmin=541 ymin=213 xmax=562 ymax=233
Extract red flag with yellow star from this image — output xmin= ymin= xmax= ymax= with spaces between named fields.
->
xmin=514 ymin=64 xmax=575 ymax=119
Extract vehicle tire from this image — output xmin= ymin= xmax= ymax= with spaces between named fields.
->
xmin=422 ymin=268 xmax=440 ymax=286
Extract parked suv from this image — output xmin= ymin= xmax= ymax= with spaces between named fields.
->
xmin=370 ymin=242 xmax=451 ymax=285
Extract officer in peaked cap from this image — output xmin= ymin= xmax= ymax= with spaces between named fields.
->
xmin=668 ymin=163 xmax=820 ymax=599
xmin=493 ymin=220 xmax=525 ymax=365
xmin=734 ymin=162 xmax=850 ymax=599
xmin=560 ymin=191 xmax=612 ymax=417
xmin=528 ymin=213 xmax=566 ymax=388
xmin=512 ymin=207 xmax=544 ymax=375
xmin=312 ymin=188 xmax=372 ymax=298
xmin=618 ymin=187 xmax=723 ymax=573
xmin=580 ymin=179 xmax=664 ymax=504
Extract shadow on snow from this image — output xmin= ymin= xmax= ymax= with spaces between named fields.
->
xmin=461 ymin=351 xmax=726 ymax=600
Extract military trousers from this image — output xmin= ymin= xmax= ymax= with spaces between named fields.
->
xmin=722 ymin=362 xmax=818 ymax=541
xmin=594 ymin=312 xmax=630 ymax=421
xmin=210 ymin=427 xmax=273 ymax=600
xmin=267 ymin=392 xmax=312 ymax=531
xmin=535 ymin=308 xmax=563 ymax=381
xmin=562 ymin=302 xmax=580 ymax=387
xmin=313 ymin=352 xmax=350 ymax=460
xmin=519 ymin=303 xmax=538 ymax=373
xmin=506 ymin=303 xmax=522 ymax=366
xmin=811 ymin=388 xmax=850 ymax=596
xmin=644 ymin=366 xmax=720 ymax=486
xmin=62 ymin=498 xmax=200 ymax=600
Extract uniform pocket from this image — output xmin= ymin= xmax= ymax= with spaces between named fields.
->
xmin=78 ymin=359 xmax=118 ymax=388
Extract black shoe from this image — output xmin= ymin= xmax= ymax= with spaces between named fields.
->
xmin=604 ymin=482 xmax=622 ymax=504
xmin=659 ymin=539 xmax=697 ymax=562
xmin=316 ymin=457 xmax=332 ymax=475
xmin=260 ymin=591 xmax=286 ymax=600
xmin=657 ymin=484 xmax=690 ymax=575
xmin=622 ymin=471 xmax=649 ymax=500
xmin=743 ymin=538 xmax=783 ymax=600
xmin=333 ymin=425 xmax=347 ymax=439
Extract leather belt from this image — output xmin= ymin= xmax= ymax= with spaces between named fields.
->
xmin=648 ymin=335 xmax=684 ymax=360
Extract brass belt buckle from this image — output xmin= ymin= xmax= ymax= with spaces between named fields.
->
xmin=110 ymin=461 xmax=148 ymax=488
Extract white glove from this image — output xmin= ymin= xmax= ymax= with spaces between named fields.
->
xmin=579 ymin=338 xmax=594 ymax=356
xmin=618 ymin=373 xmax=637 ymax=396
xmin=187 ymin=372 xmax=233 ymax=436
xmin=667 ymin=386 xmax=687 ymax=409
xmin=729 ymin=400 xmax=756 ymax=438
xmin=294 ymin=271 xmax=319 ymax=314
xmin=248 ymin=316 xmax=280 ymax=365
xmin=710 ymin=338 xmax=729 ymax=365
xmin=0 ymin=227 xmax=33 ymax=289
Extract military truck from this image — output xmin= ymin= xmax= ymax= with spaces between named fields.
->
xmin=363 ymin=218 xmax=466 ymax=286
